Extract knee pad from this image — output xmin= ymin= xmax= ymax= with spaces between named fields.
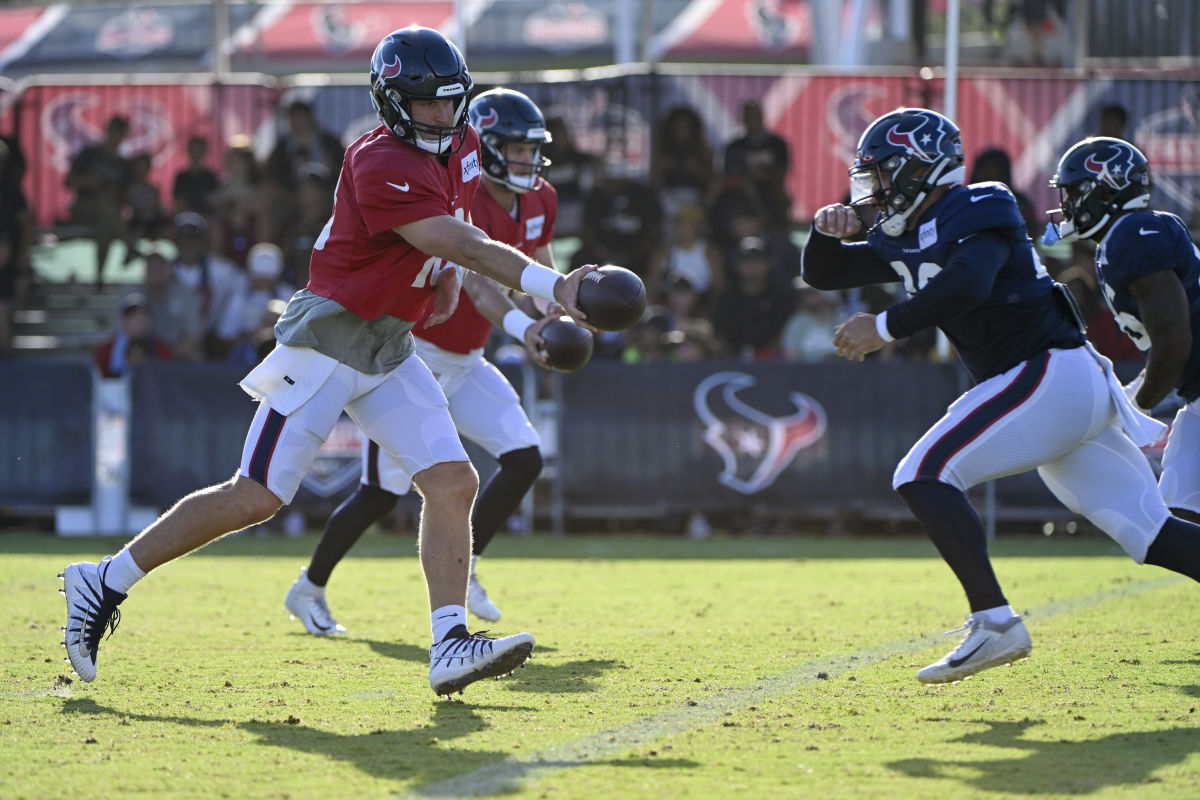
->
xmin=498 ymin=445 xmax=543 ymax=486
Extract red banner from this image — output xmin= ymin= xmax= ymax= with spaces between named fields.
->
xmin=18 ymin=83 xmax=279 ymax=228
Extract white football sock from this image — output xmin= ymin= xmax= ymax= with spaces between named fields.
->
xmin=431 ymin=605 xmax=468 ymax=644
xmin=101 ymin=549 xmax=146 ymax=594
xmin=976 ymin=604 xmax=1017 ymax=625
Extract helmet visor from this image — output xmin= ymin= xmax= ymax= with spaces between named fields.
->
xmin=849 ymin=164 xmax=883 ymax=206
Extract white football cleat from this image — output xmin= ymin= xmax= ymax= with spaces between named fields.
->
xmin=917 ymin=614 xmax=1032 ymax=684
xmin=285 ymin=568 xmax=347 ymax=635
xmin=429 ymin=627 xmax=534 ymax=697
xmin=467 ymin=560 xmax=501 ymax=622
xmin=59 ymin=560 xmax=126 ymax=682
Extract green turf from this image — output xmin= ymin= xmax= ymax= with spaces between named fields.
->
xmin=2 ymin=530 xmax=1198 ymax=799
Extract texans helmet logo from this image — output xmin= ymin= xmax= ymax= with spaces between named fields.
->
xmin=374 ymin=54 xmax=402 ymax=87
xmin=883 ymin=111 xmax=957 ymax=163
xmin=1083 ymin=144 xmax=1137 ymax=189
xmin=693 ymin=372 xmax=827 ymax=495
xmin=474 ymin=106 xmax=499 ymax=130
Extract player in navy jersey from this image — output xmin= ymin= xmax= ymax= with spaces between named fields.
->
xmin=1047 ymin=136 xmax=1200 ymax=524
xmin=57 ymin=28 xmax=603 ymax=698
xmin=803 ymin=108 xmax=1200 ymax=684
xmin=285 ymin=89 xmax=561 ymax=633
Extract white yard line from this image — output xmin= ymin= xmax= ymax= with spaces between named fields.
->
xmin=402 ymin=576 xmax=1183 ymax=799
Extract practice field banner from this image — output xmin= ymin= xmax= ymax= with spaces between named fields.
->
xmin=557 ymin=359 xmax=964 ymax=517
xmin=0 ymin=362 xmax=93 ymax=506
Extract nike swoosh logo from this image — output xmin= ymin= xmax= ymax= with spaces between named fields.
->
xmin=387 ymin=181 xmax=410 ymax=192
xmin=970 ymin=195 xmax=993 ymax=203
xmin=947 ymin=642 xmax=985 ymax=668
xmin=308 ymin=614 xmax=332 ymax=632
xmin=1139 ymin=228 xmax=1159 ymax=235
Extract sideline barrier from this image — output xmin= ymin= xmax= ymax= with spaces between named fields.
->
xmin=9 ymin=359 xmax=1146 ymax=532
xmin=0 ymin=362 xmax=92 ymax=507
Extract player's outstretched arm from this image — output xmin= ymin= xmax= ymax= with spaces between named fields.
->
xmin=461 ymin=271 xmax=553 ymax=367
xmin=395 ymin=214 xmax=597 ymax=327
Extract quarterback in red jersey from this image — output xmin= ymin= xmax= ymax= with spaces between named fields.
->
xmin=58 ymin=28 xmax=600 ymax=699
xmin=286 ymin=88 xmax=562 ymax=629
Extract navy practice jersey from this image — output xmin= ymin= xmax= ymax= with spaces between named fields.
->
xmin=802 ymin=182 xmax=1084 ymax=383
xmin=1097 ymin=209 xmax=1200 ymax=401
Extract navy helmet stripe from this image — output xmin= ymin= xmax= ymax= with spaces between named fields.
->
xmin=916 ymin=351 xmax=1051 ymax=482
xmin=249 ymin=409 xmax=287 ymax=486
xmin=366 ymin=440 xmax=381 ymax=487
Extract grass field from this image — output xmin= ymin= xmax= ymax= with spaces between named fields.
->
xmin=3 ymin=529 xmax=1198 ymax=799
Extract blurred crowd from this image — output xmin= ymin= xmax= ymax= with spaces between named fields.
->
xmin=0 ymin=95 xmax=1151 ymax=374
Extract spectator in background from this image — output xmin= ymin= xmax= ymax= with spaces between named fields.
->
xmin=1098 ymin=103 xmax=1133 ymax=145
xmin=66 ymin=114 xmax=134 ymax=290
xmin=662 ymin=274 xmax=708 ymax=333
xmin=712 ymin=235 xmax=796 ymax=360
xmin=126 ymin=153 xmax=169 ymax=241
xmin=666 ymin=318 xmax=723 ymax=363
xmin=707 ymin=180 xmax=763 ymax=255
xmin=782 ymin=286 xmax=842 ymax=362
xmin=93 ymin=292 xmax=173 ymax=378
xmin=541 ymin=116 xmax=598 ymax=239
xmin=721 ymin=207 xmax=801 ymax=284
xmin=0 ymin=140 xmax=33 ymax=358
xmin=173 ymin=135 xmax=218 ymax=217
xmin=622 ymin=306 xmax=671 ymax=364
xmin=213 ymin=139 xmax=268 ymax=267
xmin=168 ymin=213 xmax=248 ymax=359
xmin=574 ymin=158 xmax=662 ymax=282
xmin=968 ymin=147 xmax=1039 ymax=234
xmin=650 ymin=105 xmax=715 ymax=220
xmin=218 ymin=242 xmax=296 ymax=363
xmin=265 ymin=100 xmax=343 ymax=239
xmin=723 ymin=99 xmax=791 ymax=232
xmin=141 ymin=248 xmax=203 ymax=362
xmin=276 ymin=169 xmax=333 ymax=288
xmin=649 ymin=205 xmax=722 ymax=308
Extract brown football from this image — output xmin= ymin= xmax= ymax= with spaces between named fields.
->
xmin=540 ymin=318 xmax=594 ymax=372
xmin=576 ymin=266 xmax=647 ymax=331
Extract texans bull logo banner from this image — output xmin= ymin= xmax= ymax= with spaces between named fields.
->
xmin=693 ymin=371 xmax=827 ymax=495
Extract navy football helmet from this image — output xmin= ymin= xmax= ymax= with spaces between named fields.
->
xmin=369 ymin=26 xmax=472 ymax=155
xmin=1047 ymin=137 xmax=1150 ymax=242
xmin=468 ymin=88 xmax=551 ymax=193
xmin=849 ymin=108 xmax=965 ymax=236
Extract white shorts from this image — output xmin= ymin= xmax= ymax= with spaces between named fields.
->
xmin=238 ymin=345 xmax=467 ymax=504
xmin=894 ymin=346 xmax=1169 ymax=562
xmin=1160 ymin=397 xmax=1200 ymax=514
xmin=362 ymin=341 xmax=539 ymax=496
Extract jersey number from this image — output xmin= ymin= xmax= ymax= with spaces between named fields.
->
xmin=890 ymin=261 xmax=943 ymax=294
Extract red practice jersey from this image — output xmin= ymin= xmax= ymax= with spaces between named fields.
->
xmin=418 ymin=178 xmax=558 ymax=353
xmin=307 ymin=125 xmax=482 ymax=321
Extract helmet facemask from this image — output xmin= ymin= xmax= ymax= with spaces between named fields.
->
xmin=368 ymin=26 xmax=473 ymax=155
xmin=850 ymin=152 xmax=962 ymax=237
xmin=481 ymin=136 xmax=550 ymax=193
xmin=1047 ymin=171 xmax=1150 ymax=242
xmin=849 ymin=108 xmax=965 ymax=237
xmin=372 ymin=87 xmax=468 ymax=155
xmin=1046 ymin=137 xmax=1151 ymax=242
